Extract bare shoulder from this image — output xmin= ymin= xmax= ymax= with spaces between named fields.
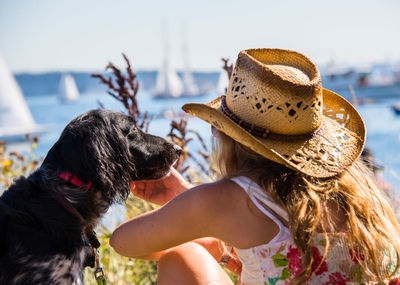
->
xmin=171 ymin=179 xmax=246 ymax=224
xmin=181 ymin=179 xmax=252 ymax=218
xmin=186 ymin=179 xmax=246 ymax=203
xmin=184 ymin=179 xmax=279 ymax=249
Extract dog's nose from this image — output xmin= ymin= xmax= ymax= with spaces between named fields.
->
xmin=173 ymin=144 xmax=182 ymax=156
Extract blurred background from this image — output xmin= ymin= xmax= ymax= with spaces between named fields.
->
xmin=1 ymin=1 xmax=400 ymax=283
xmin=1 ymin=0 xmax=400 ymax=189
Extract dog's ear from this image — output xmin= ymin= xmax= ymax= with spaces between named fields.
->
xmin=79 ymin=127 xmax=134 ymax=204
xmin=42 ymin=110 xmax=135 ymax=204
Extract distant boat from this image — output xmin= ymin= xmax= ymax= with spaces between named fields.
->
xmin=181 ymin=56 xmax=200 ymax=97
xmin=391 ymin=104 xmax=400 ymax=116
xmin=154 ymin=59 xmax=184 ymax=99
xmin=153 ymin=24 xmax=183 ymax=99
xmin=0 ymin=52 xmax=46 ymax=140
xmin=153 ymin=25 xmax=205 ymax=99
xmin=321 ymin=63 xmax=400 ymax=101
xmin=216 ymin=70 xmax=230 ymax=94
xmin=321 ymin=65 xmax=369 ymax=91
xmin=59 ymin=73 xmax=79 ymax=102
xmin=180 ymin=26 xmax=204 ymax=98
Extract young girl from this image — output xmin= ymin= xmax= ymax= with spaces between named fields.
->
xmin=110 ymin=48 xmax=400 ymax=284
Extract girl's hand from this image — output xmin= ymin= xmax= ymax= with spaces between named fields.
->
xmin=130 ymin=167 xmax=193 ymax=205
xmin=192 ymin=238 xmax=242 ymax=275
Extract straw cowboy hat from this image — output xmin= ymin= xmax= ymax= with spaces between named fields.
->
xmin=182 ymin=48 xmax=366 ymax=177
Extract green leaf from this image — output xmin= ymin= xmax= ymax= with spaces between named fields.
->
xmin=271 ymin=253 xmax=289 ymax=267
xmin=281 ymin=267 xmax=292 ymax=280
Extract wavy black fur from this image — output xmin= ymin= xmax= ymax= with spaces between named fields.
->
xmin=0 ymin=110 xmax=180 ymax=285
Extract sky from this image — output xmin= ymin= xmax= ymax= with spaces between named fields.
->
xmin=0 ymin=0 xmax=399 ymax=72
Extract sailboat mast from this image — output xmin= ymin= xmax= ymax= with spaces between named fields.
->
xmin=163 ymin=22 xmax=171 ymax=97
xmin=154 ymin=21 xmax=183 ymax=98
xmin=181 ymin=23 xmax=199 ymax=97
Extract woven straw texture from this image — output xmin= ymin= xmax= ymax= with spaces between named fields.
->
xmin=182 ymin=48 xmax=366 ymax=177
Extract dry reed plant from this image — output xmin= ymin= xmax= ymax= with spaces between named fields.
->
xmin=92 ymin=54 xmax=149 ymax=131
xmin=222 ymin=57 xmax=233 ymax=81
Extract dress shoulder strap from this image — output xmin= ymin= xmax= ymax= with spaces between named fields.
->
xmin=231 ymin=176 xmax=289 ymax=225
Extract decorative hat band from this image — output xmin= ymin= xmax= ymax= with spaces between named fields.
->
xmin=220 ymin=95 xmax=270 ymax=138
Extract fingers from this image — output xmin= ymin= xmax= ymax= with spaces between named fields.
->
xmin=226 ymin=257 xmax=242 ymax=275
xmin=130 ymin=181 xmax=138 ymax=195
xmin=169 ymin=167 xmax=184 ymax=180
xmin=131 ymin=181 xmax=157 ymax=203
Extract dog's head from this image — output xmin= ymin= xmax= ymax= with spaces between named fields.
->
xmin=41 ymin=110 xmax=181 ymax=204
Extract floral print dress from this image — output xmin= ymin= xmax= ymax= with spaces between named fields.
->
xmin=231 ymin=177 xmax=400 ymax=285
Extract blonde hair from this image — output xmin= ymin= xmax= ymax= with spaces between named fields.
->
xmin=212 ymin=131 xmax=400 ymax=284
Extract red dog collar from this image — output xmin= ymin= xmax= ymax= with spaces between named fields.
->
xmin=58 ymin=172 xmax=92 ymax=191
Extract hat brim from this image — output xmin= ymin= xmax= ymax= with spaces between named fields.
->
xmin=182 ymin=89 xmax=366 ymax=177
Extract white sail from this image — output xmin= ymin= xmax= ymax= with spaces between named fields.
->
xmin=154 ymin=23 xmax=183 ymax=99
xmin=154 ymin=60 xmax=183 ymax=98
xmin=59 ymin=73 xmax=79 ymax=102
xmin=0 ymin=52 xmax=44 ymax=138
xmin=181 ymin=27 xmax=199 ymax=97
xmin=155 ymin=62 xmax=166 ymax=96
xmin=217 ymin=70 xmax=230 ymax=94
xmin=182 ymin=67 xmax=199 ymax=96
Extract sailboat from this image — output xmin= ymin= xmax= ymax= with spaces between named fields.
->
xmin=59 ymin=73 xmax=79 ymax=102
xmin=154 ymin=59 xmax=184 ymax=99
xmin=216 ymin=70 xmax=230 ymax=94
xmin=153 ymin=23 xmax=183 ymax=99
xmin=181 ymin=27 xmax=202 ymax=97
xmin=181 ymin=60 xmax=200 ymax=97
xmin=0 ymin=52 xmax=46 ymax=140
xmin=153 ymin=24 xmax=205 ymax=99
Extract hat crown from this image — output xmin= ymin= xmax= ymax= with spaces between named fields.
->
xmin=226 ymin=48 xmax=323 ymax=135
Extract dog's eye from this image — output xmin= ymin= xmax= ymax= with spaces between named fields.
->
xmin=126 ymin=127 xmax=140 ymax=140
xmin=123 ymin=126 xmax=137 ymax=136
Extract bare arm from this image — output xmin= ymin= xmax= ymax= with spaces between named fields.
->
xmin=110 ymin=182 xmax=225 ymax=258
xmin=131 ymin=237 xmax=225 ymax=261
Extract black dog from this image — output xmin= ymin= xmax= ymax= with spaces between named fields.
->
xmin=0 ymin=110 xmax=181 ymax=284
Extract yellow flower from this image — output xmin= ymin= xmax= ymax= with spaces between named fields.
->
xmin=2 ymin=160 xmax=12 ymax=167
